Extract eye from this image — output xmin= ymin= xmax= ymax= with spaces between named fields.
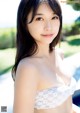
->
xmin=35 ymin=17 xmax=43 ymax=21
xmin=52 ymin=16 xmax=59 ymax=20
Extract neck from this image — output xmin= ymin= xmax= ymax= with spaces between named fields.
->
xmin=33 ymin=43 xmax=50 ymax=58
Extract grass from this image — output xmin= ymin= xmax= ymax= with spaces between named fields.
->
xmin=0 ymin=34 xmax=80 ymax=75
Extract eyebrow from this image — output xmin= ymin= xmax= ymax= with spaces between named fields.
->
xmin=35 ymin=12 xmax=55 ymax=16
xmin=35 ymin=13 xmax=44 ymax=16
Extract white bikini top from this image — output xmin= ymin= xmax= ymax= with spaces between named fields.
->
xmin=34 ymin=77 xmax=76 ymax=109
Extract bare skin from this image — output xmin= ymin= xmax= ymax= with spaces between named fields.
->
xmin=13 ymin=48 xmax=76 ymax=113
xmin=13 ymin=3 xmax=77 ymax=113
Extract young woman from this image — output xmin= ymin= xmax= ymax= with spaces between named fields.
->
xmin=12 ymin=0 xmax=77 ymax=113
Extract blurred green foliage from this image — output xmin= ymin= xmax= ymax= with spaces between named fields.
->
xmin=62 ymin=21 xmax=80 ymax=36
xmin=0 ymin=24 xmax=80 ymax=75
xmin=0 ymin=21 xmax=80 ymax=49
xmin=0 ymin=28 xmax=16 ymax=49
xmin=61 ymin=35 xmax=80 ymax=57
xmin=0 ymin=48 xmax=16 ymax=75
xmin=67 ymin=0 xmax=80 ymax=10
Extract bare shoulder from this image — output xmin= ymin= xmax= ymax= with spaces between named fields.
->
xmin=13 ymin=58 xmax=39 ymax=113
xmin=15 ymin=58 xmax=39 ymax=87
xmin=14 ymin=57 xmax=39 ymax=92
xmin=55 ymin=47 xmax=64 ymax=60
xmin=15 ymin=57 xmax=39 ymax=84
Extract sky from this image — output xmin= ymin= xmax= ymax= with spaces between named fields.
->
xmin=0 ymin=0 xmax=80 ymax=28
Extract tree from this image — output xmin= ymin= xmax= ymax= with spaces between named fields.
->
xmin=67 ymin=0 xmax=80 ymax=10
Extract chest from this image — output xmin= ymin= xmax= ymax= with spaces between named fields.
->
xmin=36 ymin=57 xmax=64 ymax=90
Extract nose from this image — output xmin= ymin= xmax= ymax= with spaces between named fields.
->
xmin=44 ymin=21 xmax=52 ymax=31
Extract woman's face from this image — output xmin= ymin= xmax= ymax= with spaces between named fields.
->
xmin=27 ymin=3 xmax=60 ymax=45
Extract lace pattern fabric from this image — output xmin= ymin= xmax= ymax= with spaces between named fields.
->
xmin=34 ymin=77 xmax=76 ymax=109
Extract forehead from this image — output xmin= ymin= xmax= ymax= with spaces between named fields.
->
xmin=36 ymin=3 xmax=54 ymax=14
xmin=27 ymin=3 xmax=55 ymax=22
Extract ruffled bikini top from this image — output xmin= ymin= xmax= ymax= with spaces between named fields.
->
xmin=34 ymin=77 xmax=76 ymax=109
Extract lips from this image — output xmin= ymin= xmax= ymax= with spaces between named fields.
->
xmin=41 ymin=34 xmax=53 ymax=38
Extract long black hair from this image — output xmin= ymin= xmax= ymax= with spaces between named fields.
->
xmin=12 ymin=0 xmax=62 ymax=80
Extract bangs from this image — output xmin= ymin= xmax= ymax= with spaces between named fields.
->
xmin=48 ymin=0 xmax=62 ymax=17
xmin=26 ymin=0 xmax=40 ymax=23
xmin=27 ymin=0 xmax=62 ymax=24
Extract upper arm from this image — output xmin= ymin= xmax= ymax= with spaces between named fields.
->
xmin=13 ymin=60 xmax=39 ymax=113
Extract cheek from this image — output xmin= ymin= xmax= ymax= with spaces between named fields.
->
xmin=27 ymin=24 xmax=35 ymax=34
xmin=58 ymin=21 xmax=60 ymax=28
xmin=53 ymin=21 xmax=60 ymax=31
xmin=27 ymin=24 xmax=39 ymax=39
xmin=28 ymin=27 xmax=36 ymax=38
xmin=28 ymin=23 xmax=42 ymax=35
xmin=55 ymin=20 xmax=60 ymax=26
xmin=58 ymin=22 xmax=60 ymax=32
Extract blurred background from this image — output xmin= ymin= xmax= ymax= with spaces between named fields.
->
xmin=0 ymin=0 xmax=80 ymax=75
xmin=0 ymin=0 xmax=80 ymax=113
